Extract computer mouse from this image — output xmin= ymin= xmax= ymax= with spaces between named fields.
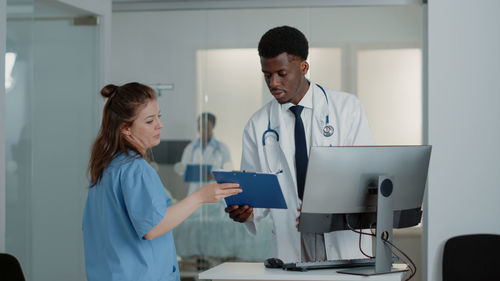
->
xmin=264 ymin=257 xmax=284 ymax=268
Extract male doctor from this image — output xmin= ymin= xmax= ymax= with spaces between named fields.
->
xmin=225 ymin=26 xmax=375 ymax=263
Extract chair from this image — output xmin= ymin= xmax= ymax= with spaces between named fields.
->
xmin=0 ymin=253 xmax=26 ymax=281
xmin=442 ymin=234 xmax=500 ymax=281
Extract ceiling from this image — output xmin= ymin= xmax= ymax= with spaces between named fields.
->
xmin=112 ymin=0 xmax=423 ymax=12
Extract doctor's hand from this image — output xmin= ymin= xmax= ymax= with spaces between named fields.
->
xmin=195 ymin=182 xmax=241 ymax=204
xmin=225 ymin=205 xmax=253 ymax=223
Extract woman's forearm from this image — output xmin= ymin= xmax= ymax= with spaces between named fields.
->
xmin=144 ymin=182 xmax=240 ymax=240
xmin=144 ymin=192 xmax=203 ymax=240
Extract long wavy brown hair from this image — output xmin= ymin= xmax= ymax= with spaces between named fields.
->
xmin=88 ymin=82 xmax=157 ymax=187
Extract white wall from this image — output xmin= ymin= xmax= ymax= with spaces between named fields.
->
xmin=0 ymin=0 xmax=7 ymax=252
xmin=111 ymin=6 xmax=422 ymax=142
xmin=358 ymin=49 xmax=422 ymax=145
xmin=427 ymin=1 xmax=500 ymax=281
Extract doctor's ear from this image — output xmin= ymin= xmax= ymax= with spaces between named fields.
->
xmin=300 ymin=60 xmax=309 ymax=74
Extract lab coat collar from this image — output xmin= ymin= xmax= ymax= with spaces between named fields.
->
xmin=280 ymin=81 xmax=313 ymax=112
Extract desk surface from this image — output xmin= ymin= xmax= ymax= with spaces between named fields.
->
xmin=199 ymin=262 xmax=407 ymax=281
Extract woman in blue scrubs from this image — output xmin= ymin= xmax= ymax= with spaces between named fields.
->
xmin=82 ymin=82 xmax=241 ymax=281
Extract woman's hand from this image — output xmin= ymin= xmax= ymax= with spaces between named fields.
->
xmin=195 ymin=182 xmax=241 ymax=204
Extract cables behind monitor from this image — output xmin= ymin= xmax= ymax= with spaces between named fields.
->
xmin=345 ymin=214 xmax=417 ymax=281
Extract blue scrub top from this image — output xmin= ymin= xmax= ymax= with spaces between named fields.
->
xmin=83 ymin=151 xmax=180 ymax=281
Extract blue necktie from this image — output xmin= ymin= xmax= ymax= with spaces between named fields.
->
xmin=289 ymin=105 xmax=308 ymax=200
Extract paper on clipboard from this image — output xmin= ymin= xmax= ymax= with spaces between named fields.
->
xmin=212 ymin=170 xmax=287 ymax=209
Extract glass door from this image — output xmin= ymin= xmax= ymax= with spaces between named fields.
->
xmin=6 ymin=1 xmax=100 ymax=280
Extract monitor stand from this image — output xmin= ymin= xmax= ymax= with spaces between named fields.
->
xmin=338 ymin=176 xmax=408 ymax=276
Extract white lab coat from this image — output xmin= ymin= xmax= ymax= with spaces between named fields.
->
xmin=241 ymin=83 xmax=375 ymax=263
xmin=177 ymin=137 xmax=232 ymax=195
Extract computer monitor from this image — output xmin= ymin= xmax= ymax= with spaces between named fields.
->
xmin=299 ymin=145 xmax=431 ymax=276
xmin=151 ymin=140 xmax=190 ymax=164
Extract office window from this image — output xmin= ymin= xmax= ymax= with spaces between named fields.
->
xmin=357 ymin=48 xmax=423 ymax=145
xmin=309 ymin=48 xmax=342 ymax=91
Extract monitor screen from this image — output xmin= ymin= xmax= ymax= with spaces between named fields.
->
xmin=151 ymin=140 xmax=190 ymax=164
xmin=298 ymin=145 xmax=431 ymax=233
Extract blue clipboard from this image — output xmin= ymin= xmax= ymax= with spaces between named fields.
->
xmin=212 ymin=170 xmax=287 ymax=209
xmin=184 ymin=164 xmax=213 ymax=182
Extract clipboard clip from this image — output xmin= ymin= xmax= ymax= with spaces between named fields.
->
xmin=237 ymin=170 xmax=283 ymax=175
xmin=235 ymin=170 xmax=252 ymax=173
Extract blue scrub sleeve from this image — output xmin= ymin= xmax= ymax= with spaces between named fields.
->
xmin=121 ymin=160 xmax=170 ymax=239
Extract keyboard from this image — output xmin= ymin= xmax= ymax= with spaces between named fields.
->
xmin=283 ymin=258 xmax=379 ymax=271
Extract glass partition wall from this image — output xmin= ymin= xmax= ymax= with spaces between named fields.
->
xmin=5 ymin=1 xmax=100 ymax=280
xmin=5 ymin=2 xmax=34 ymax=276
xmin=109 ymin=5 xmax=424 ymax=280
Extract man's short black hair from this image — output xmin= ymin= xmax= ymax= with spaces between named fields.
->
xmin=258 ymin=25 xmax=309 ymax=60
xmin=198 ymin=112 xmax=216 ymax=127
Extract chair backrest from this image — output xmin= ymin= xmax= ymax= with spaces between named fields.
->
xmin=0 ymin=253 xmax=26 ymax=281
xmin=442 ymin=234 xmax=500 ymax=281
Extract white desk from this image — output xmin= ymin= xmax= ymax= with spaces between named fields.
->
xmin=199 ymin=262 xmax=407 ymax=281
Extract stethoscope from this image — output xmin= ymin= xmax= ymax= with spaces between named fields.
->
xmin=262 ymin=84 xmax=334 ymax=147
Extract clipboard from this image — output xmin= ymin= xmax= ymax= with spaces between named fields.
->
xmin=184 ymin=164 xmax=213 ymax=182
xmin=212 ymin=170 xmax=287 ymax=209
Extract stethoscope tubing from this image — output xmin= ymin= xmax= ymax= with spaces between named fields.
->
xmin=262 ymin=84 xmax=333 ymax=146
xmin=262 ymin=121 xmax=279 ymax=146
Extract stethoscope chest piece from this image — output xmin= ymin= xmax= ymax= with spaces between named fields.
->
xmin=323 ymin=125 xmax=334 ymax=137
